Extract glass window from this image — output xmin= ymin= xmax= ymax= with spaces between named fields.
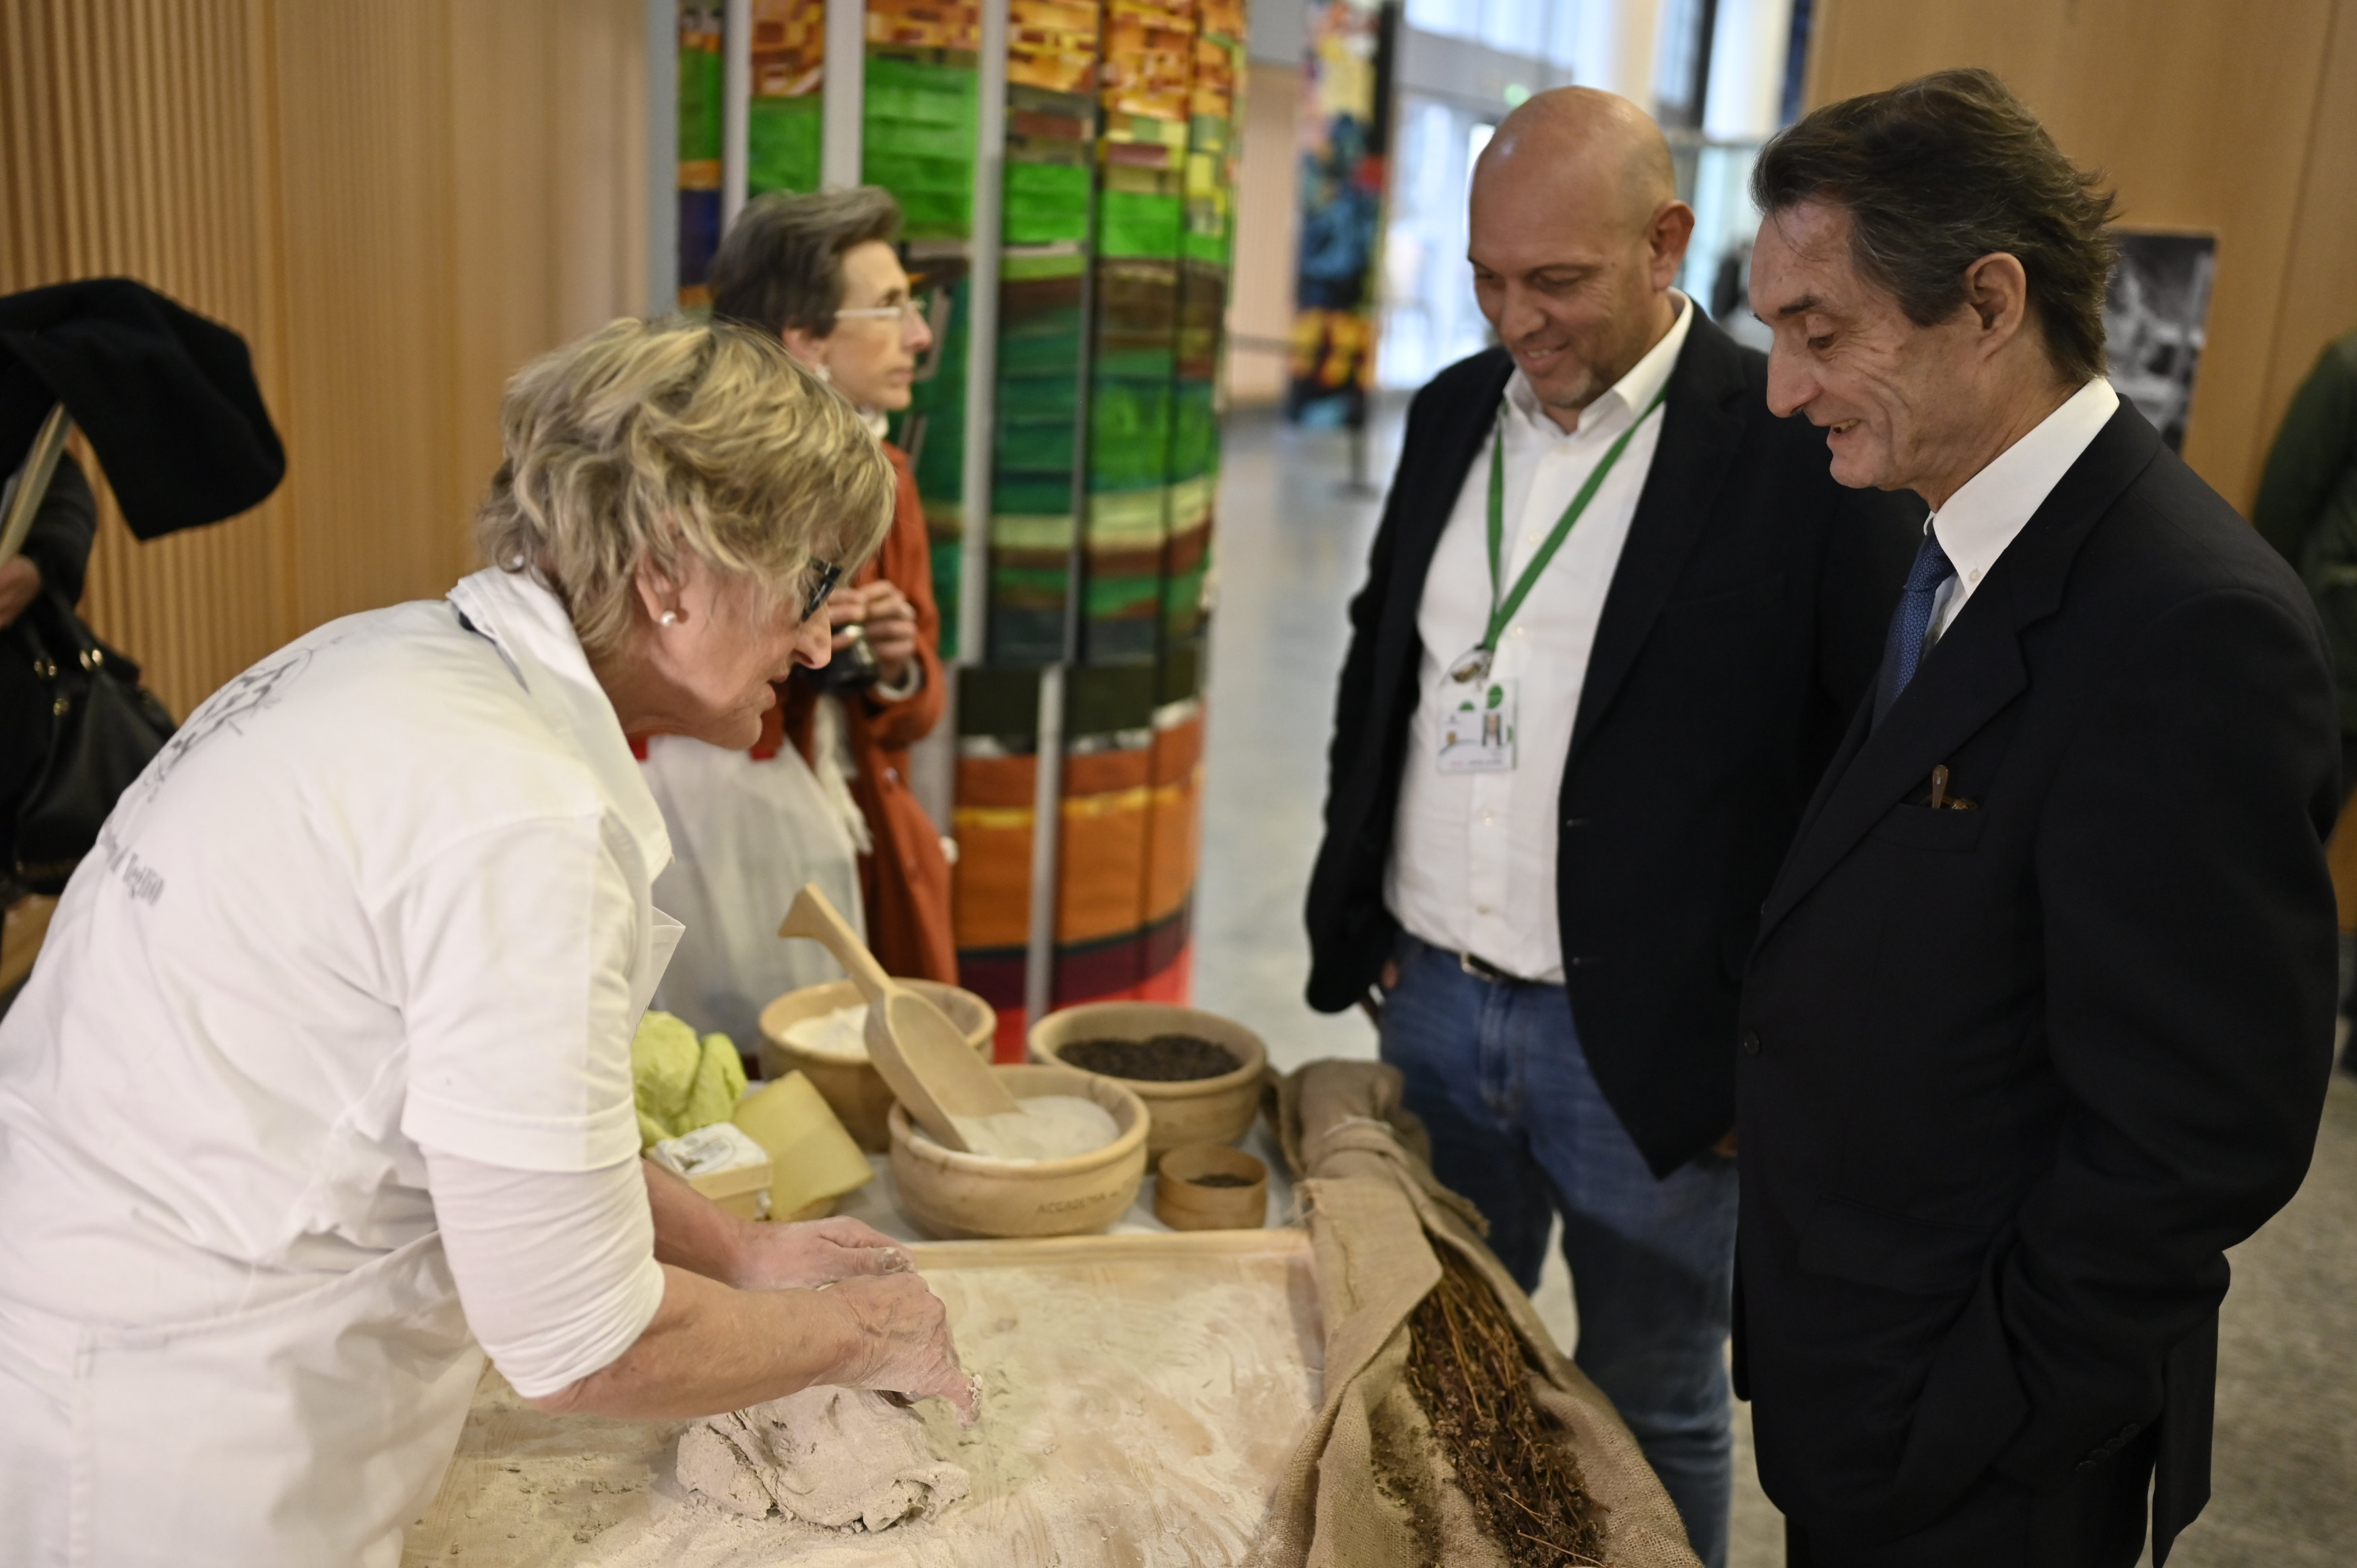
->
xmin=1405 ymin=0 xmax=1480 ymax=40
xmin=1479 ymin=0 xmax=1546 ymax=57
xmin=1546 ymin=0 xmax=1581 ymax=67
xmin=1378 ymin=96 xmax=1496 ymax=390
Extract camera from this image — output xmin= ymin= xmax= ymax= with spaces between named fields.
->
xmin=798 ymin=622 xmax=882 ymax=695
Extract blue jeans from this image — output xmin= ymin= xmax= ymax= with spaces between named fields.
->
xmin=1380 ymin=932 xmax=1739 ymax=1568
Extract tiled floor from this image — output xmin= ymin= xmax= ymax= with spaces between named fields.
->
xmin=1193 ymin=403 xmax=2357 ymax=1567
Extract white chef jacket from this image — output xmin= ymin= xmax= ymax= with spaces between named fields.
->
xmin=1388 ymin=294 xmax=1694 ymax=982
xmin=0 ymin=566 xmax=679 ymax=1567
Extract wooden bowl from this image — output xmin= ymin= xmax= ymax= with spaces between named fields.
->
xmin=1029 ymin=1002 xmax=1268 ymax=1157
xmin=1153 ymin=1143 xmax=1269 ymax=1231
xmin=887 ymin=1064 xmax=1150 ymax=1239
xmin=758 ymin=978 xmax=995 ymax=1152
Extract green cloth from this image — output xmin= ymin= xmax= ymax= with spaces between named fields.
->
xmin=632 ymin=1010 xmax=748 ymax=1149
xmin=2254 ymin=332 xmax=2357 ymax=735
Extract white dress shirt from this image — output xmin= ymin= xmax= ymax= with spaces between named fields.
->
xmin=1925 ymin=376 xmax=2121 ymax=644
xmin=1387 ymin=294 xmax=1695 ymax=982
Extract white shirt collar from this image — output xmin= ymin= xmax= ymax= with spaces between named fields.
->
xmin=1929 ymin=377 xmax=2121 ymax=586
xmin=1502 ymin=290 xmax=1694 ymax=440
xmin=446 ymin=566 xmax=671 ymax=876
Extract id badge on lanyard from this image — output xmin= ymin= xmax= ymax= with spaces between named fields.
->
xmin=1436 ymin=383 xmax=1667 ymax=776
xmin=1438 ymin=678 xmax=1518 ymax=773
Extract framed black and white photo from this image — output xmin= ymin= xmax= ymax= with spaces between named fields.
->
xmin=2104 ymin=230 xmax=2218 ymax=452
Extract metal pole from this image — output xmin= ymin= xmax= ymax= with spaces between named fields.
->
xmin=721 ymin=0 xmax=752 ymax=226
xmin=959 ymin=0 xmax=1008 ymax=670
xmin=644 ymin=0 xmax=680 ymax=313
xmin=821 ymin=0 xmax=865 ymax=188
xmin=1022 ymin=664 xmax=1066 ymax=1026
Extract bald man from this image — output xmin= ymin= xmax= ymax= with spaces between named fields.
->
xmin=1305 ymin=89 xmax=1921 ymax=1565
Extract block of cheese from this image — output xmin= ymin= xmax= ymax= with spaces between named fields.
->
xmin=649 ymin=1123 xmax=775 ymax=1221
xmin=733 ymin=1071 xmax=876 ymax=1221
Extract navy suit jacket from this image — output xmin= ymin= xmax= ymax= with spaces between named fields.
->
xmin=1735 ymin=400 xmax=2340 ymax=1562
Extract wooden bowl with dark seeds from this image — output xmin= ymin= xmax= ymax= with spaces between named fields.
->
xmin=1028 ymin=1003 xmax=1269 ymax=1157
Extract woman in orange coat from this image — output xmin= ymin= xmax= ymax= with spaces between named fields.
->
xmin=709 ymin=187 xmax=956 ymax=983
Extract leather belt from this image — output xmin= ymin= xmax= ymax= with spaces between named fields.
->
xmin=1458 ymin=949 xmax=1537 ymax=985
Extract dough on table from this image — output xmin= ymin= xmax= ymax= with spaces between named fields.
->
xmin=675 ymin=1386 xmax=970 ymax=1532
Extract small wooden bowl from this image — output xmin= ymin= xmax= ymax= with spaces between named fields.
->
xmin=1154 ymin=1144 xmax=1269 ymax=1231
xmin=759 ymin=978 xmax=995 ymax=1152
xmin=887 ymin=1064 xmax=1150 ymax=1239
xmin=1028 ymin=1002 xmax=1268 ymax=1157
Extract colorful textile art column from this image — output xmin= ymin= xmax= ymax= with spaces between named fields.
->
xmin=987 ymin=1 xmax=1098 ymax=665
xmin=867 ymin=0 xmax=981 ymax=654
xmin=1029 ymin=0 xmax=1236 ymax=1015
xmin=677 ymin=4 xmax=727 ymax=307
xmin=681 ymin=0 xmax=1245 ymax=1049
xmin=748 ymin=0 xmax=826 ymax=198
xmin=949 ymin=666 xmax=1043 ymax=1056
xmin=1288 ymin=0 xmax=1386 ymax=427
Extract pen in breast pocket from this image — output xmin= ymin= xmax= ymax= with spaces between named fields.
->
xmin=1925 ymin=764 xmax=1978 ymax=811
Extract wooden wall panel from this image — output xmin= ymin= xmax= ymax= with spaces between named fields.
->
xmin=1805 ymin=0 xmax=2355 ymax=514
xmin=447 ymin=0 xmax=651 ymax=539
xmin=269 ymin=2 xmax=471 ymax=633
xmin=0 ymin=0 xmax=646 ymax=720
xmin=2258 ymin=0 xmax=2357 ymax=479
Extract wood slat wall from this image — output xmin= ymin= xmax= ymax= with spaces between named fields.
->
xmin=1805 ymin=0 xmax=2357 ymax=516
xmin=1 ymin=0 xmax=645 ymax=720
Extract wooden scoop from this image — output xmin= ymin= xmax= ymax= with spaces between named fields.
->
xmin=778 ymin=884 xmax=1018 ymax=1153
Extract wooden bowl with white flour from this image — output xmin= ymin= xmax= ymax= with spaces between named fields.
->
xmin=887 ymin=1064 xmax=1150 ymax=1238
xmin=1028 ymin=1002 xmax=1268 ymax=1157
xmin=759 ymin=978 xmax=995 ymax=1151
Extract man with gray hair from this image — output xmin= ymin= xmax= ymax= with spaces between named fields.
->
xmin=1737 ymin=69 xmax=2339 ymax=1567
xmin=1305 ymin=88 xmax=1919 ymax=1566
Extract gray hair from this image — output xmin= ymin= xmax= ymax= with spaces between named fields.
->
xmin=1751 ymin=68 xmax=2119 ymax=385
xmin=475 ymin=316 xmax=894 ymax=655
xmin=708 ymin=186 xmax=904 ymax=340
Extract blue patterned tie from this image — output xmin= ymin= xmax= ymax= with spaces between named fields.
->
xmin=1871 ymin=531 xmax=1957 ymax=729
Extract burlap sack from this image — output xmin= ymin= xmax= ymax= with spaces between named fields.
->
xmin=1246 ymin=1060 xmax=1702 ymax=1568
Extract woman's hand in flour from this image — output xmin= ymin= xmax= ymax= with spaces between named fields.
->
xmin=735 ymin=1215 xmax=914 ymax=1291
xmin=822 ymin=1272 xmax=980 ymax=1425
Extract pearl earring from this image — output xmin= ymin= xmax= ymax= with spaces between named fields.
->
xmin=659 ymin=609 xmax=682 ymax=626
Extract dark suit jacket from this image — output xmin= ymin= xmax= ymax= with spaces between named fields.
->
xmin=1305 ymin=311 xmax=1922 ymax=1175
xmin=1735 ymin=401 xmax=2340 ymax=1565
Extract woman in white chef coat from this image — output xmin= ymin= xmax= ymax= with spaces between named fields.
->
xmin=0 ymin=318 xmax=975 ymax=1567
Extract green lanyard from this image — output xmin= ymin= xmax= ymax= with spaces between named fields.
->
xmin=1449 ymin=382 xmax=1672 ymax=685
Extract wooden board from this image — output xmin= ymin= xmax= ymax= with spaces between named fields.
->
xmin=401 ymin=1227 xmax=1319 ymax=1568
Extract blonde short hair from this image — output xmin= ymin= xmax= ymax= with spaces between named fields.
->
xmin=475 ymin=316 xmax=895 ymax=654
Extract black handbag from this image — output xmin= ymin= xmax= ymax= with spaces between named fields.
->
xmin=11 ymin=586 xmax=174 ymax=893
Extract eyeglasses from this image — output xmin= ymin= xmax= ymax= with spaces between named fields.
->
xmin=832 ymin=300 xmax=925 ymax=325
xmin=802 ymin=559 xmax=844 ymax=623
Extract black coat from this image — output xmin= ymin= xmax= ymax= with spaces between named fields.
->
xmin=1305 ymin=312 xmax=1923 ymax=1175
xmin=2 ymin=454 xmax=98 ymax=874
xmin=1734 ymin=401 xmax=2340 ymax=1565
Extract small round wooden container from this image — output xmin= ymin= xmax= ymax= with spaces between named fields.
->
xmin=1153 ymin=1143 xmax=1269 ymax=1231
xmin=1028 ymin=1002 xmax=1267 ymax=1157
xmin=887 ymin=1064 xmax=1150 ymax=1239
xmin=758 ymin=978 xmax=995 ymax=1152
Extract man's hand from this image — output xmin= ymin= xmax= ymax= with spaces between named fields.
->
xmin=732 ymin=1214 xmax=912 ymax=1291
xmin=824 ymin=1270 xmax=979 ymax=1423
xmin=1358 ymin=959 xmax=1401 ymax=1026
xmin=0 ymin=555 xmax=40 ymax=630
